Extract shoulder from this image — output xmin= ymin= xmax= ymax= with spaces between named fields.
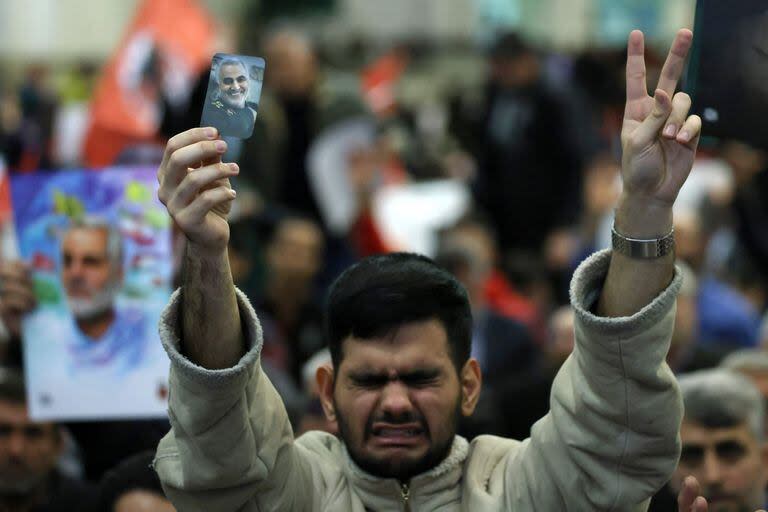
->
xmin=296 ymin=430 xmax=343 ymax=457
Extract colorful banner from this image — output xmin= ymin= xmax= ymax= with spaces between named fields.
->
xmin=12 ymin=167 xmax=172 ymax=420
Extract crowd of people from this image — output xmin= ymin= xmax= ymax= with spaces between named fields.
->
xmin=0 ymin=14 xmax=767 ymax=512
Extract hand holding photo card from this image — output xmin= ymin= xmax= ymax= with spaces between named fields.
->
xmin=200 ymin=53 xmax=265 ymax=139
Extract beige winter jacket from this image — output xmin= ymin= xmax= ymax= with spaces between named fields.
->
xmin=154 ymin=249 xmax=684 ymax=511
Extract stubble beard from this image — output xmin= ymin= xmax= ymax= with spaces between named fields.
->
xmin=334 ymin=393 xmax=461 ymax=481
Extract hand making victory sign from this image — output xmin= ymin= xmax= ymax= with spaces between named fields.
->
xmin=598 ymin=28 xmax=701 ymax=317
xmin=618 ymin=28 xmax=701 ymax=234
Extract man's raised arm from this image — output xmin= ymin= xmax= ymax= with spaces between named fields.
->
xmin=598 ymin=29 xmax=700 ymax=316
xmin=157 ymin=127 xmax=244 ymax=369
xmin=500 ymin=29 xmax=701 ymax=511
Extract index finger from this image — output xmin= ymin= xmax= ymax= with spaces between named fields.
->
xmin=656 ymin=29 xmax=693 ymax=96
xmin=626 ymin=29 xmax=648 ymax=103
xmin=160 ymin=127 xmax=219 ymax=170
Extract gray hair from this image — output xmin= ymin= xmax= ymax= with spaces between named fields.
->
xmin=214 ymin=58 xmax=247 ymax=85
xmin=720 ymin=348 xmax=768 ymax=374
xmin=65 ymin=216 xmax=124 ymax=269
xmin=679 ymin=369 xmax=764 ymax=441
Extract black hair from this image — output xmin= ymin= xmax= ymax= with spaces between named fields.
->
xmin=98 ymin=451 xmax=166 ymax=512
xmin=488 ymin=32 xmax=532 ymax=60
xmin=325 ymin=252 xmax=472 ymax=370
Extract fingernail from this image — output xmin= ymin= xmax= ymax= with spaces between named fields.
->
xmin=205 ymin=128 xmax=217 ymax=139
xmin=664 ymin=124 xmax=676 ymax=137
xmin=678 ymin=130 xmax=690 ymax=142
xmin=228 ymin=163 xmax=239 ymax=172
xmin=215 ymin=140 xmax=226 ymax=152
xmin=229 ymin=189 xmax=237 ymax=198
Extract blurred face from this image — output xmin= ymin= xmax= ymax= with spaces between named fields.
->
xmin=61 ymin=227 xmax=120 ymax=319
xmin=0 ymin=400 xmax=61 ymax=495
xmin=114 ymin=491 xmax=176 ymax=512
xmin=218 ymin=63 xmax=249 ymax=109
xmin=264 ymin=33 xmax=317 ymax=98
xmin=266 ymin=219 xmax=323 ymax=286
xmin=320 ymin=319 xmax=480 ymax=480
xmin=671 ymin=421 xmax=768 ymax=511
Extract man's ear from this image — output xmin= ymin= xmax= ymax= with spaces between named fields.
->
xmin=460 ymin=358 xmax=482 ymax=417
xmin=316 ymin=364 xmax=336 ymax=422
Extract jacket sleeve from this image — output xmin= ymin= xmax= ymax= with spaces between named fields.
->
xmin=153 ymin=288 xmax=319 ymax=512
xmin=506 ymin=249 xmax=684 ymax=511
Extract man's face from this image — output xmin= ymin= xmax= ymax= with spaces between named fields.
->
xmin=218 ymin=63 xmax=249 ymax=109
xmin=671 ymin=421 xmax=768 ymax=511
xmin=61 ymin=227 xmax=120 ymax=319
xmin=114 ymin=490 xmax=177 ymax=512
xmin=266 ymin=219 xmax=324 ymax=286
xmin=0 ymin=400 xmax=61 ymax=495
xmin=330 ymin=319 xmax=468 ymax=481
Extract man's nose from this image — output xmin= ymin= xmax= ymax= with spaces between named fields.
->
xmin=380 ymin=381 xmax=414 ymax=417
xmin=702 ymin=450 xmax=723 ymax=486
xmin=7 ymin=431 xmax=26 ymax=457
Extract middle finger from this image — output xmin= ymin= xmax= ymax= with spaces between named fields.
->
xmin=656 ymin=29 xmax=693 ymax=96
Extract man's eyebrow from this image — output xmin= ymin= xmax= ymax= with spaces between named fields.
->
xmin=347 ymin=368 xmax=442 ymax=381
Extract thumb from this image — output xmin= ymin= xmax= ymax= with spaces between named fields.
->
xmin=631 ymin=89 xmax=673 ymax=148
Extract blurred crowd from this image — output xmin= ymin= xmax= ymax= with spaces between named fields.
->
xmin=2 ymin=9 xmax=768 ymax=512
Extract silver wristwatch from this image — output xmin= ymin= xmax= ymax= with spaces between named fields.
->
xmin=611 ymin=227 xmax=675 ymax=259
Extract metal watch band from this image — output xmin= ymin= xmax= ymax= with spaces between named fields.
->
xmin=611 ymin=227 xmax=675 ymax=259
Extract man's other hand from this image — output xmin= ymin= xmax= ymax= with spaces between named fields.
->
xmin=677 ymin=476 xmax=767 ymax=512
xmin=0 ymin=260 xmax=35 ymax=338
xmin=157 ymin=127 xmax=239 ymax=254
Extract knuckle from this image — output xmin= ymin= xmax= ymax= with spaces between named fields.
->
xmin=168 ymin=152 xmax=183 ymax=170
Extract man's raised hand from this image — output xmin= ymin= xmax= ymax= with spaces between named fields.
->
xmin=157 ymin=127 xmax=239 ymax=253
xmin=619 ymin=29 xmax=701 ymax=236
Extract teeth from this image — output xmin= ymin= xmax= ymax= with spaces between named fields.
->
xmin=378 ymin=428 xmax=419 ymax=436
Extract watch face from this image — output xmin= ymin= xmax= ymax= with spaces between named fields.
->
xmin=689 ymin=0 xmax=768 ymax=149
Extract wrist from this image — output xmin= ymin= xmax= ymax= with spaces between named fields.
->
xmin=614 ymin=193 xmax=673 ymax=238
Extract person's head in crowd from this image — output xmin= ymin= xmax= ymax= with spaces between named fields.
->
xmin=720 ymin=349 xmax=768 ymax=405
xmin=723 ymin=244 xmax=768 ymax=314
xmin=720 ymin=140 xmax=767 ymax=187
xmin=263 ymin=28 xmax=317 ymax=99
xmin=488 ymin=32 xmax=539 ymax=90
xmin=670 ymin=370 xmax=768 ymax=511
xmin=674 ymin=208 xmax=708 ymax=273
xmin=441 ymin=215 xmax=498 ymax=273
xmin=99 ymin=451 xmax=175 ymax=512
xmin=505 ymin=251 xmax=553 ymax=314
xmin=434 ymin=246 xmax=485 ymax=311
xmin=264 ymin=213 xmax=324 ymax=294
xmin=582 ymin=152 xmax=620 ymax=221
xmin=60 ymin=217 xmax=124 ymax=338
xmin=545 ymin=306 xmax=574 ymax=368
xmin=0 ymin=368 xmax=63 ymax=503
xmin=215 ymin=58 xmax=249 ymax=110
xmin=316 ymin=253 xmax=481 ymax=481
xmin=668 ymin=260 xmax=699 ymax=371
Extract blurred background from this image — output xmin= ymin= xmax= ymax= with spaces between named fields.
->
xmin=4 ymin=1 xmax=768 ymax=511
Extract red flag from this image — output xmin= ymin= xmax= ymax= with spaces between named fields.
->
xmin=83 ymin=0 xmax=216 ymax=167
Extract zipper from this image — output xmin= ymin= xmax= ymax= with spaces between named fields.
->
xmin=400 ymin=482 xmax=411 ymax=512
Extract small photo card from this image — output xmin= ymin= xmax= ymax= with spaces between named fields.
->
xmin=200 ymin=53 xmax=265 ymax=139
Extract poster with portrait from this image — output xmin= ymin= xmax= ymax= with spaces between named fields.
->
xmin=11 ymin=167 xmax=173 ymax=421
xmin=199 ymin=53 xmax=265 ymax=139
